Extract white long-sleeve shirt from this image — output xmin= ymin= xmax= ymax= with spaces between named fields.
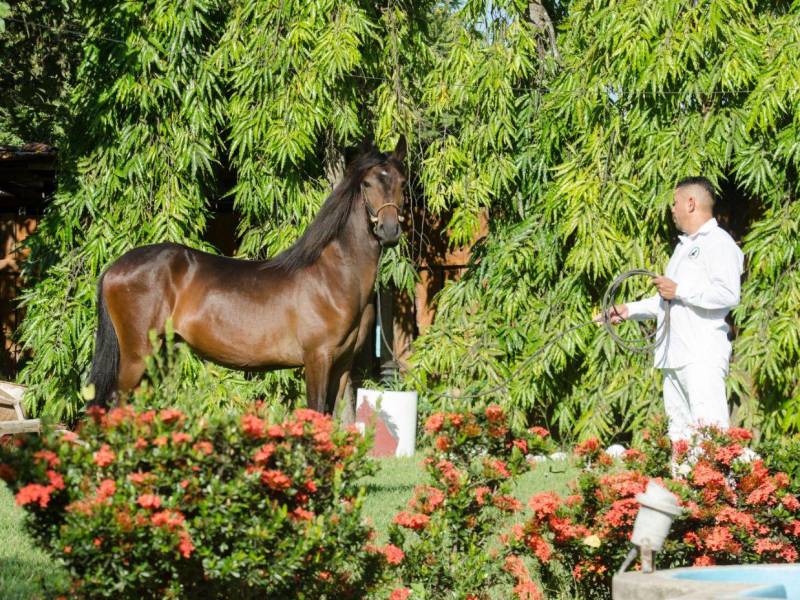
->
xmin=626 ymin=218 xmax=744 ymax=370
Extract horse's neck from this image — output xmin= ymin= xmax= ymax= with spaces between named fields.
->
xmin=323 ymin=209 xmax=381 ymax=307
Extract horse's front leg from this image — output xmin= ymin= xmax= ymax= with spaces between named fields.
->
xmin=304 ymin=351 xmax=333 ymax=413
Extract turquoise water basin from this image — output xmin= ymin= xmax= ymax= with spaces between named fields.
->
xmin=672 ymin=565 xmax=800 ymax=599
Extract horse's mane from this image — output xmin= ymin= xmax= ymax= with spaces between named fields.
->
xmin=264 ymin=147 xmax=399 ymax=272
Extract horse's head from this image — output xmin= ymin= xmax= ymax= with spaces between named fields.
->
xmin=360 ymin=136 xmax=407 ymax=246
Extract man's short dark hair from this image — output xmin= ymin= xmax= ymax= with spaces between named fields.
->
xmin=675 ymin=176 xmax=716 ymax=205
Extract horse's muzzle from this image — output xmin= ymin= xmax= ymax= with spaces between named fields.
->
xmin=375 ymin=222 xmax=402 ymax=246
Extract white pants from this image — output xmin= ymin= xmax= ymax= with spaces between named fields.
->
xmin=662 ymin=364 xmax=730 ymax=442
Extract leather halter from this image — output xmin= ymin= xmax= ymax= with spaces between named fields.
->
xmin=361 ymin=184 xmax=405 ymax=228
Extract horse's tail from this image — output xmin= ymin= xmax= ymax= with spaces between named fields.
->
xmin=88 ymin=273 xmax=120 ymax=407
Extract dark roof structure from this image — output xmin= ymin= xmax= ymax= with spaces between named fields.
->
xmin=0 ymin=143 xmax=57 ymax=211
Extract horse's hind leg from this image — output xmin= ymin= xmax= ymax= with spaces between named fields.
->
xmin=105 ymin=286 xmax=168 ymax=401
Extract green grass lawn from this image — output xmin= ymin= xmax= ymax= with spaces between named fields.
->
xmin=0 ymin=455 xmax=578 ymax=596
xmin=0 ymin=484 xmax=67 ymax=599
xmin=361 ymin=455 xmax=577 ymax=542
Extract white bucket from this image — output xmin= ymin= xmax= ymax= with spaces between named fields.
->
xmin=631 ymin=481 xmax=683 ymax=551
xmin=355 ymin=388 xmax=417 ymax=457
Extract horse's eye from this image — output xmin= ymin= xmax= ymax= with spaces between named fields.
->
xmin=363 ymin=181 xmax=371 ymax=188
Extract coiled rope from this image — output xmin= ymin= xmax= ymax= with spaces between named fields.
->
xmin=375 ymin=263 xmax=670 ymax=401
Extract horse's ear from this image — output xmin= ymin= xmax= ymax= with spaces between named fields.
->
xmin=344 ymin=137 xmax=373 ymax=166
xmin=391 ymin=135 xmax=407 ymax=163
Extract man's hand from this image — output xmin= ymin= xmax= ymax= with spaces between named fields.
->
xmin=594 ymin=304 xmax=628 ymax=325
xmin=651 ymin=276 xmax=678 ymax=301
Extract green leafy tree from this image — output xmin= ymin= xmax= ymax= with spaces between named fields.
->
xmin=413 ymin=0 xmax=800 ymax=441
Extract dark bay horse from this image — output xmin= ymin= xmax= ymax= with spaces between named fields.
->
xmin=89 ymin=138 xmax=407 ymax=414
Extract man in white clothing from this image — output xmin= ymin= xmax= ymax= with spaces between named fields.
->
xmin=597 ymin=177 xmax=744 ymax=441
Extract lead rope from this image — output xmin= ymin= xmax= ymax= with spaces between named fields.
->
xmin=374 ymin=250 xmax=669 ymax=401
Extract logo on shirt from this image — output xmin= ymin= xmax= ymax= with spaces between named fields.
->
xmin=688 ymin=246 xmax=700 ymax=260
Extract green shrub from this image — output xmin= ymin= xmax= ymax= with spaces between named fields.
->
xmin=1 ymin=404 xmax=385 ymax=599
xmin=382 ymin=403 xmax=554 ymax=599
xmin=508 ymin=425 xmax=800 ymax=600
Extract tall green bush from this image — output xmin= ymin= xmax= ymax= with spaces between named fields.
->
xmin=8 ymin=0 xmax=800 ymax=441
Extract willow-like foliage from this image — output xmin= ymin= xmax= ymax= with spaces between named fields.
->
xmin=413 ymin=0 xmax=800 ymax=441
xmin=9 ymin=0 xmax=800 ymax=441
xmin=13 ymin=0 xmax=433 ymax=420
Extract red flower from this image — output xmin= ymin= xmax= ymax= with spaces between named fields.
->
xmin=267 ymin=424 xmax=285 ymax=438
xmin=253 ymin=443 xmax=275 ymax=464
xmin=703 ymin=526 xmax=741 ymax=553
xmin=527 ymin=533 xmax=552 ymax=563
xmin=575 ymin=438 xmax=600 ymax=457
xmin=389 ymin=589 xmax=411 ymax=600
xmin=781 ymin=494 xmax=800 ymax=511
xmin=137 ymin=410 xmax=156 ymax=424
xmin=494 ymin=495 xmax=522 ymax=512
xmin=694 ymin=555 xmax=715 ymax=566
xmin=178 ymin=531 xmax=194 ymax=558
xmin=714 ymin=443 xmax=743 ymax=466
xmin=513 ymin=581 xmax=543 ymax=600
xmin=171 ymin=431 xmax=192 ymax=444
xmin=435 ymin=460 xmax=462 ymax=490
xmin=15 ymin=483 xmax=53 ymax=508
xmin=622 ymin=449 xmax=645 ymax=463
xmin=192 ymin=441 xmax=213 ymax=455
xmin=424 ymin=413 xmax=445 ymax=434
xmin=134 ymin=437 xmax=148 ymax=450
xmin=602 ymin=498 xmax=639 ymax=529
xmin=86 ymin=406 xmax=106 ymax=421
xmin=137 ymin=494 xmax=162 ymax=510
xmin=313 ymin=430 xmax=335 ymax=453
xmin=128 ymin=471 xmax=151 ymax=485
xmin=529 ymin=426 xmax=549 ymax=438
xmin=159 ymin=409 xmax=184 ymax=424
xmin=684 ymin=532 xmax=701 ymax=547
xmin=241 ymin=414 xmax=266 ymax=438
xmin=92 ymin=444 xmax=115 ymax=467
xmin=46 ymin=470 xmax=65 ymax=490
xmin=382 ymin=544 xmax=404 ymax=565
xmin=106 ymin=406 xmax=135 ymax=427
xmin=261 ymin=469 xmax=292 ymax=491
xmin=151 ymin=510 xmax=185 ymax=529
xmin=60 ymin=431 xmax=80 ymax=443
xmin=489 ymin=458 xmax=511 ymax=478
xmin=154 ymin=436 xmax=168 ymax=447
xmin=435 ymin=435 xmax=451 ymax=452
xmin=485 ymin=404 xmax=504 ymax=423
xmin=393 ymin=511 xmax=430 ymax=530
xmin=746 ymin=482 xmax=777 ymax=506
xmin=34 ymin=450 xmax=60 ymax=467
xmin=410 ymin=485 xmax=445 ymax=514
xmin=780 ymin=544 xmax=798 ymax=562
xmin=785 ymin=520 xmax=800 ymax=537
xmin=286 ymin=421 xmax=304 ymax=436
xmin=754 ymin=538 xmax=782 ymax=555
xmin=475 ymin=486 xmax=491 ymax=505
xmin=97 ymin=479 xmax=116 ymax=499
xmin=291 ymin=507 xmax=314 ymax=521
xmin=715 ymin=507 xmax=757 ymax=534
xmin=528 ymin=492 xmax=560 ymax=517
xmin=727 ymin=427 xmax=753 ymax=442
xmin=692 ymin=462 xmax=726 ymax=488
xmin=513 ymin=439 xmax=528 ymax=454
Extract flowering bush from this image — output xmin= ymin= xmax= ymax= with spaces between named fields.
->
xmin=383 ymin=403 xmax=554 ymax=599
xmin=0 ymin=404 xmax=384 ymax=599
xmin=507 ymin=422 xmax=800 ymax=600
